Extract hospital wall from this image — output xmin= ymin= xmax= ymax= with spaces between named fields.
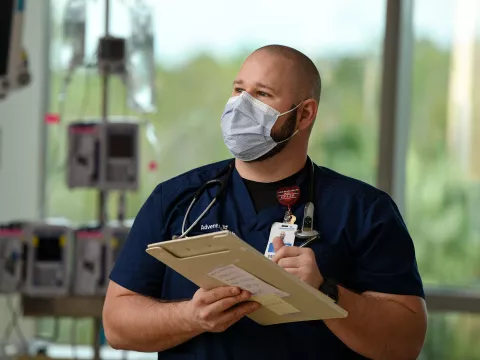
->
xmin=0 ymin=0 xmax=49 ymax=345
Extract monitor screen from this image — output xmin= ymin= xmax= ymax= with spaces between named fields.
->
xmin=0 ymin=0 xmax=15 ymax=76
xmin=108 ymin=133 xmax=134 ymax=158
xmin=35 ymin=236 xmax=63 ymax=262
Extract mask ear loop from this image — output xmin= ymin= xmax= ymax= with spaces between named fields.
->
xmin=278 ymin=100 xmax=304 ymax=116
xmin=276 ymin=129 xmax=299 ymax=144
xmin=274 ymin=100 xmax=305 ymax=144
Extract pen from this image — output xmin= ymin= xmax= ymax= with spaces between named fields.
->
xmin=299 ymin=235 xmax=319 ymax=248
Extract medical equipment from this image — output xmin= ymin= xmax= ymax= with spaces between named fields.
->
xmin=126 ymin=1 xmax=156 ymax=113
xmin=23 ymin=223 xmax=73 ymax=297
xmin=62 ymin=0 xmax=86 ymax=70
xmin=73 ymin=226 xmax=109 ymax=296
xmin=176 ymin=158 xmax=319 ymax=240
xmin=98 ymin=36 xmax=126 ymax=76
xmin=0 ymin=224 xmax=24 ymax=293
xmin=174 ymin=161 xmax=235 ymax=239
xmin=67 ymin=119 xmax=139 ymax=190
xmin=73 ymin=223 xmax=130 ymax=295
xmin=0 ymin=0 xmax=30 ymax=100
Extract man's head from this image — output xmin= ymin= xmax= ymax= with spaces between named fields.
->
xmin=228 ymin=45 xmax=321 ymax=162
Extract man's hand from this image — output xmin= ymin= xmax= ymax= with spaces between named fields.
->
xmin=271 ymin=237 xmax=324 ymax=289
xmin=184 ymin=286 xmax=261 ymax=333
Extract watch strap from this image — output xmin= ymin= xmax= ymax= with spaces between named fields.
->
xmin=319 ymin=277 xmax=339 ymax=303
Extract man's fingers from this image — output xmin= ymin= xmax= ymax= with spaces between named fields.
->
xmin=207 ymin=290 xmax=252 ymax=313
xmin=272 ymin=237 xmax=285 ymax=252
xmin=272 ymin=246 xmax=302 ymax=263
xmin=284 ymin=267 xmax=302 ymax=278
xmin=221 ymin=301 xmax=261 ymax=325
xmin=199 ymin=286 xmax=242 ymax=304
xmin=278 ymin=257 xmax=300 ymax=269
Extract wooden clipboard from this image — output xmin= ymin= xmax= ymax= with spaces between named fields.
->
xmin=146 ymin=230 xmax=347 ymax=325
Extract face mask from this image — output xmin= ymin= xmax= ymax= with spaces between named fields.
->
xmin=220 ymin=91 xmax=301 ymax=162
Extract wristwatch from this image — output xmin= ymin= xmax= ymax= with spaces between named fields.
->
xmin=319 ymin=278 xmax=339 ymax=303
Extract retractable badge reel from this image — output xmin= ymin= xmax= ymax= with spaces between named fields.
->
xmin=277 ymin=186 xmax=300 ymax=225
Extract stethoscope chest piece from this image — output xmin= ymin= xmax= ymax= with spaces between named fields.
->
xmin=295 ymin=201 xmax=318 ymax=239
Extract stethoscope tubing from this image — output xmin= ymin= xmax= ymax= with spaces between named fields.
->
xmin=178 ymin=159 xmax=317 ymax=240
xmin=179 ymin=196 xmax=218 ymax=239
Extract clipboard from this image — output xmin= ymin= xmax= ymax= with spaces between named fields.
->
xmin=146 ymin=230 xmax=347 ymax=325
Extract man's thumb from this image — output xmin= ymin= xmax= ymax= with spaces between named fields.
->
xmin=273 ymin=237 xmax=285 ymax=252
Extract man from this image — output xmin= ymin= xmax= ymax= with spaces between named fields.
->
xmin=103 ymin=45 xmax=427 ymax=360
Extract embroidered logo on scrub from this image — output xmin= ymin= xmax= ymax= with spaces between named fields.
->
xmin=201 ymin=224 xmax=229 ymax=231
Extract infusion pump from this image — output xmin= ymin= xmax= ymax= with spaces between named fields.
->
xmin=0 ymin=221 xmax=130 ymax=297
xmin=67 ymin=119 xmax=139 ymax=190
xmin=0 ymin=222 xmax=72 ymax=296
xmin=23 ymin=223 xmax=72 ymax=297
xmin=73 ymin=224 xmax=130 ymax=296
xmin=0 ymin=224 xmax=24 ymax=293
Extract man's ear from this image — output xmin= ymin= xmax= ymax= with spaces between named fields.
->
xmin=297 ymin=99 xmax=317 ymax=131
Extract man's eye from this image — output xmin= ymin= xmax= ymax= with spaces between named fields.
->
xmin=257 ymin=91 xmax=270 ymax=97
xmin=234 ymin=87 xmax=244 ymax=93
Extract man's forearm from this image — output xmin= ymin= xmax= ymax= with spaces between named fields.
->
xmin=324 ymin=287 xmax=426 ymax=360
xmin=103 ymin=294 xmax=203 ymax=352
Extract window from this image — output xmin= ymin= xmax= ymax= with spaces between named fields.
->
xmin=408 ymin=0 xmax=480 ymax=358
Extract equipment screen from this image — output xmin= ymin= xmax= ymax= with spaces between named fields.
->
xmin=35 ymin=236 xmax=63 ymax=262
xmin=108 ymin=133 xmax=134 ymax=158
xmin=0 ymin=0 xmax=15 ymax=76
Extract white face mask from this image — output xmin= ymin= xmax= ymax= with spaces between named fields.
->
xmin=220 ymin=91 xmax=301 ymax=161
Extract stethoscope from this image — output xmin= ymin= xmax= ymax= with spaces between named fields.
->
xmin=174 ymin=159 xmax=320 ymax=244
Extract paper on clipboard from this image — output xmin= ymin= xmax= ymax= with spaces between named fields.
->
xmin=208 ymin=264 xmax=290 ymax=298
xmin=251 ymin=294 xmax=300 ymax=315
xmin=208 ymin=264 xmax=299 ymax=315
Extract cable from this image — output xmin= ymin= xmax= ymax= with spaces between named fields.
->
xmin=143 ymin=118 xmax=161 ymax=156
xmin=45 ymin=66 xmax=77 ymax=177
xmin=122 ymin=73 xmax=128 ymax=116
xmin=0 ymin=294 xmax=32 ymax=360
xmin=47 ymin=52 xmax=99 ymax=177
xmin=77 ymin=64 xmax=94 ymax=121
xmin=6 ymin=296 xmax=29 ymax=351
xmin=70 ymin=319 xmax=78 ymax=360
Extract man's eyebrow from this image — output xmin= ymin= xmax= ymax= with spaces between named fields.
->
xmin=233 ymin=79 xmax=277 ymax=93
xmin=255 ymin=82 xmax=276 ymax=93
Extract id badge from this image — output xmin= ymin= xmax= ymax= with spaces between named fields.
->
xmin=264 ymin=222 xmax=298 ymax=260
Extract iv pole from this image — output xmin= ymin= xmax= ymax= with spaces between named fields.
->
xmin=93 ymin=0 xmax=110 ymax=359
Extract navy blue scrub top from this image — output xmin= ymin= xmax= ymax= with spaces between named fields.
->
xmin=110 ymin=159 xmax=424 ymax=360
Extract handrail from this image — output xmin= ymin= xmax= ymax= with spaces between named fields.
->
xmin=425 ymin=287 xmax=480 ymax=313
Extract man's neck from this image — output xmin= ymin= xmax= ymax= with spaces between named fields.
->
xmin=235 ymin=150 xmax=308 ymax=183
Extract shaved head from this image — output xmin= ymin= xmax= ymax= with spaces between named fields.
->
xmin=252 ymin=45 xmax=322 ymax=103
